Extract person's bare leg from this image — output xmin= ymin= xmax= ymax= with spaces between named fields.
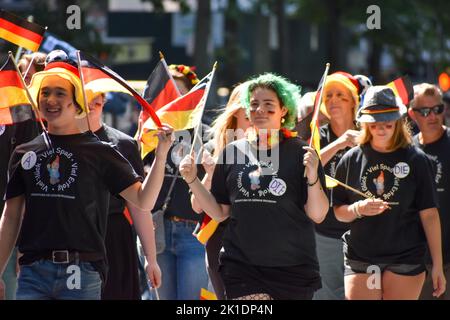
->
xmin=382 ymin=270 xmax=425 ymax=300
xmin=345 ymin=274 xmax=382 ymax=300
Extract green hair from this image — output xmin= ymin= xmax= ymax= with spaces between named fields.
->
xmin=241 ymin=73 xmax=301 ymax=130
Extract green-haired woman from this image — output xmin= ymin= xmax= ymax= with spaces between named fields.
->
xmin=180 ymin=73 xmax=329 ymax=300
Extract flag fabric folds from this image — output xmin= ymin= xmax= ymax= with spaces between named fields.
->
xmin=142 ymin=60 xmax=180 ymax=114
xmin=200 ymin=288 xmax=218 ymax=300
xmin=309 ymin=66 xmax=330 ymax=155
xmin=140 ymin=72 xmax=212 ymax=157
xmin=78 ymin=51 xmax=162 ymax=127
xmin=193 ymin=215 xmax=219 ymax=245
xmin=386 ymin=76 xmax=414 ymax=105
xmin=0 ymin=10 xmax=45 ymax=51
xmin=0 ymin=55 xmax=34 ymax=124
xmin=81 ymin=63 xmax=130 ymax=98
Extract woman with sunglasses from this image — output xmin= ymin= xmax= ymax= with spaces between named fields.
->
xmin=333 ymin=85 xmax=446 ymax=300
xmin=180 ymin=73 xmax=329 ymax=300
xmin=410 ymin=83 xmax=450 ymax=300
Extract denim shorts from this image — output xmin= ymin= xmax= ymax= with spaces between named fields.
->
xmin=344 ymin=257 xmax=426 ymax=277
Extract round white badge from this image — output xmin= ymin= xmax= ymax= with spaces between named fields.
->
xmin=0 ymin=125 xmax=5 ymax=136
xmin=21 ymin=151 xmax=37 ymax=170
xmin=269 ymin=178 xmax=287 ymax=196
xmin=393 ymin=162 xmax=410 ymax=178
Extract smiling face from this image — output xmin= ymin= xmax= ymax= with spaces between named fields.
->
xmin=249 ymin=87 xmax=287 ymax=131
xmin=324 ymin=82 xmax=355 ymax=121
xmin=39 ymin=75 xmax=80 ymax=134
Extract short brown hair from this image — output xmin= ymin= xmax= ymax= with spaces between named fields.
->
xmin=357 ymin=118 xmax=412 ymax=151
xmin=411 ymin=83 xmax=443 ymax=108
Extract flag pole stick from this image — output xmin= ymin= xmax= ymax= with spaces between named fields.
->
xmin=9 ymin=51 xmax=52 ymax=149
xmin=76 ymin=50 xmax=92 ymax=132
xmin=309 ymin=63 xmax=330 ymax=149
xmin=159 ymin=51 xmax=182 ymax=97
xmin=305 ymin=62 xmax=330 ymax=177
xmin=189 ymin=62 xmax=217 ymax=157
xmin=325 ymin=175 xmax=398 ymax=205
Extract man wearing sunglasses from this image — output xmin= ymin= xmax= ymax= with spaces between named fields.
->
xmin=410 ymin=83 xmax=450 ymax=300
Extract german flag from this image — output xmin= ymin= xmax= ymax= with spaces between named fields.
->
xmin=200 ymin=288 xmax=217 ymax=300
xmin=193 ymin=215 xmax=219 ymax=245
xmin=0 ymin=55 xmax=34 ymax=125
xmin=142 ymin=60 xmax=180 ymax=114
xmin=140 ymin=72 xmax=212 ymax=157
xmin=79 ymin=51 xmax=162 ymax=127
xmin=386 ymin=76 xmax=414 ymax=105
xmin=81 ymin=63 xmax=130 ymax=99
xmin=0 ymin=10 xmax=45 ymax=52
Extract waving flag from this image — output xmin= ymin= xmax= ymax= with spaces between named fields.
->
xmin=200 ymin=288 xmax=217 ymax=300
xmin=193 ymin=215 xmax=219 ymax=245
xmin=78 ymin=51 xmax=161 ymax=127
xmin=309 ymin=64 xmax=331 ymax=156
xmin=143 ymin=59 xmax=180 ymax=114
xmin=0 ymin=55 xmax=34 ymax=124
xmin=0 ymin=10 xmax=45 ymax=51
xmin=386 ymin=76 xmax=414 ymax=105
xmin=81 ymin=62 xmax=130 ymax=98
xmin=140 ymin=71 xmax=213 ymax=157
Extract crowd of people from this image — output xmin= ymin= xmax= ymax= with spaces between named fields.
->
xmin=0 ymin=48 xmax=449 ymax=300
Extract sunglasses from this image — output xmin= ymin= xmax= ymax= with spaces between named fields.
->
xmin=412 ymin=104 xmax=444 ymax=117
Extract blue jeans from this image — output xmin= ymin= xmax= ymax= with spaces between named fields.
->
xmin=313 ymin=232 xmax=345 ymax=300
xmin=16 ymin=260 xmax=102 ymax=300
xmin=152 ymin=218 xmax=208 ymax=300
xmin=1 ymin=248 xmax=18 ymax=300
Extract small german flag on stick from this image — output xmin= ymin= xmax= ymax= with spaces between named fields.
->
xmin=0 ymin=10 xmax=45 ymax=52
xmin=0 ymin=54 xmax=34 ymax=124
xmin=386 ymin=76 xmax=414 ymax=105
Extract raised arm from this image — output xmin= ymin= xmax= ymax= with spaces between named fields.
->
xmin=320 ymin=129 xmax=359 ymax=166
xmin=120 ymin=125 xmax=173 ymax=210
xmin=180 ymin=154 xmax=230 ymax=222
xmin=302 ymin=146 xmax=329 ymax=223
xmin=191 ymin=149 xmax=216 ymax=214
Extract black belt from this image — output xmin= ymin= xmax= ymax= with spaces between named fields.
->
xmin=20 ymin=250 xmax=104 ymax=265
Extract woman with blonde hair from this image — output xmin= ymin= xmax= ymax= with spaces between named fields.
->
xmin=191 ymin=83 xmax=250 ymax=299
xmin=314 ymin=71 xmax=362 ymax=300
xmin=333 ymin=85 xmax=446 ymax=299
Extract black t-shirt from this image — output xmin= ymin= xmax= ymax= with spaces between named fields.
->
xmin=143 ymin=128 xmax=205 ymax=222
xmin=1 ymin=120 xmax=40 ymax=213
xmin=414 ymin=128 xmax=450 ymax=264
xmin=211 ymin=137 xmax=327 ymax=268
xmin=5 ymin=131 xmax=141 ymax=256
xmin=333 ymin=144 xmax=438 ymax=264
xmin=316 ymin=124 xmax=351 ymax=238
xmin=95 ymin=125 xmax=144 ymax=216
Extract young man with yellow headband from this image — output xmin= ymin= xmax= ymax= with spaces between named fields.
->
xmin=0 ymin=51 xmax=173 ymax=300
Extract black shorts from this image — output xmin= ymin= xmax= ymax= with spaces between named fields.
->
xmin=219 ymin=258 xmax=320 ymax=300
xmin=344 ymin=257 xmax=426 ymax=277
